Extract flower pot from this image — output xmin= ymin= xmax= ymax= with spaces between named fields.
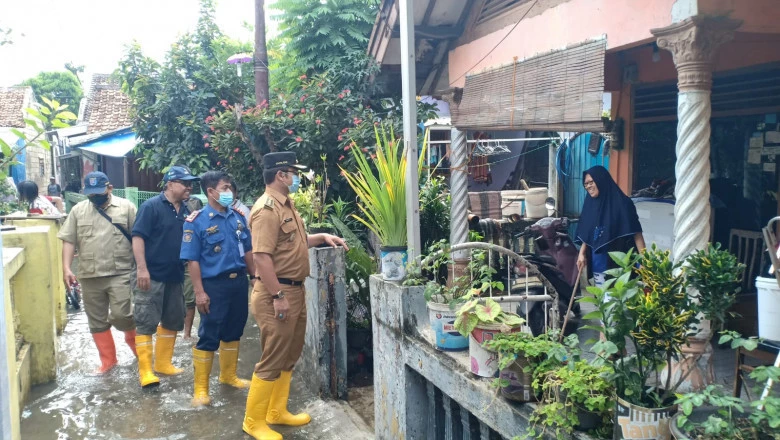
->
xmin=469 ymin=323 xmax=521 ymax=378
xmin=427 ymin=302 xmax=468 ymax=351
xmin=558 ymin=390 xmax=606 ymax=432
xmin=380 ymin=246 xmax=407 ymax=281
xmin=574 ymin=405 xmax=603 ymax=432
xmin=498 ymin=354 xmax=537 ymax=402
xmin=669 ymin=406 xmax=751 ymax=440
xmin=660 ymin=337 xmax=714 ymax=394
xmin=613 ymin=396 xmax=677 ymax=440
xmin=310 ymin=226 xmax=334 ymax=235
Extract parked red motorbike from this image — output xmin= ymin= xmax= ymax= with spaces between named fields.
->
xmin=511 ymin=216 xmax=580 ymax=336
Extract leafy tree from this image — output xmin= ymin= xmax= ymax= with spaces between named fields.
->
xmin=270 ymin=0 xmax=377 ymax=89
xmin=0 ymin=97 xmax=76 ymax=178
xmin=0 ymin=26 xmax=12 ymax=46
xmin=118 ymin=0 xmax=253 ymax=174
xmin=19 ymin=71 xmax=83 ymax=116
xmin=64 ymin=63 xmax=85 ymax=84
xmin=206 ymin=71 xmax=437 ymax=197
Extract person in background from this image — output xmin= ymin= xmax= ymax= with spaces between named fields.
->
xmin=183 ymin=195 xmax=204 ymax=340
xmin=131 ymin=166 xmax=200 ymax=388
xmin=242 ymin=152 xmax=347 ymax=440
xmin=230 ymin=180 xmax=251 ymax=220
xmin=47 ymin=176 xmax=62 ymax=197
xmin=17 ymin=180 xmax=61 ymax=216
xmin=180 ymin=171 xmax=256 ymax=407
xmin=575 ymin=165 xmax=646 ymax=289
xmin=57 ymin=172 xmax=137 ymax=374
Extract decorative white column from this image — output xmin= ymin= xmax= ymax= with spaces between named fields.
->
xmin=450 ymin=128 xmax=469 ymax=260
xmin=652 ymin=16 xmax=741 ymax=392
xmin=652 ymin=16 xmax=741 ymax=263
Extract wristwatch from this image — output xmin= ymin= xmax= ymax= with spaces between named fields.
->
xmin=272 ymin=291 xmax=285 ymax=300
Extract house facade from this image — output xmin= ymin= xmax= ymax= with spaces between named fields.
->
xmin=0 ymin=86 xmax=54 ymax=190
xmin=369 ymin=0 xmax=780 ymax=259
xmin=56 ymin=74 xmax=162 ymax=191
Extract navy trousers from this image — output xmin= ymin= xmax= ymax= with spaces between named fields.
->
xmin=196 ymin=273 xmax=249 ymax=352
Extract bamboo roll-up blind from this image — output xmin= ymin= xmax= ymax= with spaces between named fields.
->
xmin=452 ymin=39 xmax=607 ymax=132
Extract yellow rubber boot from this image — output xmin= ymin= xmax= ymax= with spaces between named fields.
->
xmin=243 ymin=375 xmax=282 ymax=440
xmin=135 ymin=334 xmax=160 ymax=388
xmin=192 ymin=348 xmax=214 ymax=407
xmin=218 ymin=341 xmax=250 ymax=388
xmin=154 ymin=326 xmax=183 ymax=375
xmin=266 ymin=370 xmax=311 ymax=426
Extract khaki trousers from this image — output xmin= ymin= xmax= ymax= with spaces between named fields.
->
xmin=251 ymin=284 xmax=306 ymax=380
xmin=80 ymin=272 xmax=135 ymax=333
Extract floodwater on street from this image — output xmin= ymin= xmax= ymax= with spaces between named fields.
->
xmin=21 ymin=310 xmax=373 ymax=440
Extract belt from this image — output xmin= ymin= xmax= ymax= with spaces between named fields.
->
xmin=207 ymin=269 xmax=247 ymax=280
xmin=277 ymin=278 xmax=304 ymax=286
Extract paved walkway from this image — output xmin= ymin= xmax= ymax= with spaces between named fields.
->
xmin=21 ymin=310 xmax=374 ymax=440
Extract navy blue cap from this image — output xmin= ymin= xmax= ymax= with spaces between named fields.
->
xmin=263 ymin=152 xmax=307 ymax=170
xmin=83 ymin=172 xmax=110 ymax=195
xmin=163 ymin=166 xmax=199 ymax=182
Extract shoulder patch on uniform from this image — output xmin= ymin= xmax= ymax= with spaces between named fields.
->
xmin=232 ymin=207 xmax=246 ymax=217
xmin=183 ymin=232 xmax=193 ymax=242
xmin=185 ymin=210 xmax=200 ymax=222
xmin=260 ymin=195 xmax=274 ymax=210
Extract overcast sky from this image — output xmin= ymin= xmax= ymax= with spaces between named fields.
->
xmin=0 ymin=0 xmax=276 ymax=87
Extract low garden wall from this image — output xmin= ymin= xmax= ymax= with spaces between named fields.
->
xmin=370 ymin=275 xmax=593 ymax=440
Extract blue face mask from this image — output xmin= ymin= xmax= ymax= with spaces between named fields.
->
xmin=216 ymin=191 xmax=233 ymax=208
xmin=288 ymin=174 xmax=301 ymax=194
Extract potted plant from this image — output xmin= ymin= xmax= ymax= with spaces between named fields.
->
xmin=453 ymin=269 xmax=525 ymax=377
xmin=410 ymin=240 xmax=472 ymax=351
xmin=581 ymin=246 xmax=699 ymax=440
xmin=340 ymin=124 xmax=427 ymax=281
xmin=309 ymin=154 xmax=334 ymax=234
xmin=671 ymin=334 xmax=779 ymax=440
xmin=484 ymin=330 xmax=570 ymax=403
xmin=685 ymin=243 xmax=746 ymax=336
xmin=527 ymin=359 xmax=615 ymax=439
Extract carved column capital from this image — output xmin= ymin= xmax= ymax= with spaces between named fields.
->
xmin=652 ymin=16 xmax=741 ymax=92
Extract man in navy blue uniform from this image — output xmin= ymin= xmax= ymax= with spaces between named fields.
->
xmin=180 ymin=170 xmax=256 ymax=407
xmin=132 ymin=165 xmax=199 ymax=388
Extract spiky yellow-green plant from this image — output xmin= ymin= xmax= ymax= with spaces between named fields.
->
xmin=339 ymin=124 xmax=427 ymax=247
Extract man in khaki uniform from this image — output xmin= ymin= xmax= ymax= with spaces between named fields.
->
xmin=59 ymin=172 xmax=138 ymax=374
xmin=242 ymin=152 xmax=347 ymax=440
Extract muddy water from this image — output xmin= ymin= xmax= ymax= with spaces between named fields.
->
xmin=21 ymin=310 xmax=371 ymax=440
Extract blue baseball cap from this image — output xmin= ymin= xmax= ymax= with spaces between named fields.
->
xmin=164 ymin=165 xmax=200 ymax=183
xmin=83 ymin=172 xmax=110 ymax=195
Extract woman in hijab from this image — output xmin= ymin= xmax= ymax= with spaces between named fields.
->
xmin=575 ymin=166 xmax=645 ymax=288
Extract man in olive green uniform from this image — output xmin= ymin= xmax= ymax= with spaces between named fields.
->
xmin=59 ymin=172 xmax=138 ymax=374
xmin=242 ymin=152 xmax=347 ymax=440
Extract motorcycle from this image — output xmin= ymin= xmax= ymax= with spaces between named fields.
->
xmin=510 ymin=216 xmax=580 ymax=336
xmin=66 ymin=282 xmax=81 ymax=310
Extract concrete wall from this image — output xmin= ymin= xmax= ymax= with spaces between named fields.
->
xmin=369 ymin=276 xmax=576 ymax=439
xmin=25 ymin=144 xmax=53 ymax=191
xmin=1 ymin=247 xmax=25 ymax=440
xmin=5 ymin=218 xmax=67 ymax=334
xmin=370 ymin=276 xmax=428 ymax=440
xmin=301 ymin=247 xmax=348 ymax=400
xmin=606 ymin=32 xmax=780 ymax=194
xmin=2 ymin=226 xmax=58 ymax=385
xmin=448 ymin=0 xmax=680 ymax=88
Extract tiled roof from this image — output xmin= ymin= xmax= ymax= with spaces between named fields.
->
xmin=86 ymin=88 xmax=132 ymax=134
xmin=0 ymin=87 xmax=32 ymax=128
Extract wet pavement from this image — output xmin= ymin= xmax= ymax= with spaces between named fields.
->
xmin=21 ymin=310 xmax=374 ymax=440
